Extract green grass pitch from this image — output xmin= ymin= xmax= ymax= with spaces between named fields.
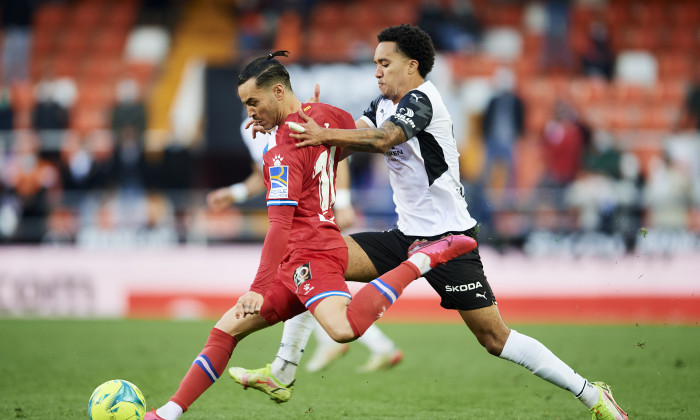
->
xmin=1 ymin=319 xmax=698 ymax=419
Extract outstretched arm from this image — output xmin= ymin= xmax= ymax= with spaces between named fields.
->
xmin=291 ymin=108 xmax=407 ymax=154
xmin=206 ymin=162 xmax=265 ymax=211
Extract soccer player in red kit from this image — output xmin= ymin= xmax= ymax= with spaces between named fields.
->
xmin=144 ymin=51 xmax=476 ymax=420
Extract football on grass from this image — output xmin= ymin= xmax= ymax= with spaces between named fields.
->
xmin=88 ymin=379 xmax=146 ymax=420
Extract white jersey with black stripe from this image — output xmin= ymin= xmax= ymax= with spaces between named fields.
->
xmin=359 ymin=80 xmax=477 ymax=236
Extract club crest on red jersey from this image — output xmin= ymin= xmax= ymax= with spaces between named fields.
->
xmin=293 ymin=262 xmax=312 ymax=293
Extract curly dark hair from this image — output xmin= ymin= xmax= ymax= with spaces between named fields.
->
xmin=237 ymin=50 xmax=293 ymax=91
xmin=377 ymin=24 xmax=435 ymax=79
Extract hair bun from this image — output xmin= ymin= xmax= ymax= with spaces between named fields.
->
xmin=267 ymin=50 xmax=290 ymax=60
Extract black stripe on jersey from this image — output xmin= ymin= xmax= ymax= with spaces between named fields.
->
xmin=389 ymin=90 xmax=433 ymax=141
xmin=362 ymin=95 xmax=384 ymax=127
xmin=417 ymin=130 xmax=448 ymax=186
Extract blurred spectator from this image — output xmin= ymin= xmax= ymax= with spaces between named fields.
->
xmin=1 ymin=0 xmax=34 ymax=84
xmin=566 ymin=130 xmax=623 ymax=233
xmin=88 ymin=130 xmax=118 ymax=190
xmin=59 ymin=133 xmax=96 ymax=191
xmin=480 ymin=67 xmax=524 ymax=192
xmin=580 ymin=20 xmax=615 ymax=81
xmin=1 ymin=131 xmax=60 ymax=241
xmin=112 ymin=79 xmax=147 ymax=135
xmin=581 ymin=129 xmax=621 ymax=180
xmin=418 ymin=0 xmax=482 ymax=53
xmin=59 ymin=130 xmax=116 ymax=193
xmin=643 ymin=153 xmax=692 ymax=230
xmin=614 ymin=152 xmax=644 ymax=250
xmin=75 ymin=192 xmax=177 ymax=248
xmin=445 ymin=0 xmax=482 ymax=52
xmin=0 ymin=87 xmax=14 ymax=131
xmin=539 ymin=101 xmax=584 ymax=202
xmin=32 ymin=81 xmax=69 ymax=131
xmin=238 ymin=11 xmax=268 ymax=51
xmin=112 ymin=125 xmax=147 ymax=192
xmin=138 ymin=192 xmax=178 ymax=246
xmin=75 ymin=194 xmax=123 ymax=248
xmin=541 ymin=0 xmax=573 ymax=72
xmin=683 ymin=63 xmax=700 ymax=131
xmin=42 ymin=207 xmax=77 ymax=246
xmin=111 ymin=79 xmax=148 ymax=193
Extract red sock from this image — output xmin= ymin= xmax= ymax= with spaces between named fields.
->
xmin=346 ymin=261 xmax=420 ymax=338
xmin=170 ymin=327 xmax=237 ymax=412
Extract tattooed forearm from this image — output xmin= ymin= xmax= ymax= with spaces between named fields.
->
xmin=337 ymin=123 xmax=406 ymax=153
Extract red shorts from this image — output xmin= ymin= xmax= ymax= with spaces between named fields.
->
xmin=260 ymin=247 xmax=349 ymax=326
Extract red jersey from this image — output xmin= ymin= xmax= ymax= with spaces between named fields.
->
xmin=250 ymin=103 xmax=355 ymax=295
xmin=263 ymin=102 xmax=354 ymax=251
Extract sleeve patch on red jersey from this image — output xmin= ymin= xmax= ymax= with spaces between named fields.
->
xmin=269 ymin=165 xmax=289 ymax=199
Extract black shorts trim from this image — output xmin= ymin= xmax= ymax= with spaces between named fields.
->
xmin=349 ymin=228 xmax=496 ymax=311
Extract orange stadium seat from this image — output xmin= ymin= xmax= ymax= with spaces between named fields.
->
xmin=521 ymin=77 xmax=558 ymax=105
xmin=305 ymin=28 xmax=352 ymax=63
xmin=70 ymin=105 xmax=108 ymax=134
xmin=10 ymin=82 xmax=35 ymax=113
xmin=668 ymin=27 xmax=696 ymax=52
xmin=525 ymin=102 xmax=550 ymax=134
xmin=668 ymin=2 xmax=700 ymax=27
xmin=33 ymin=2 xmax=68 ymax=30
xmin=569 ymin=77 xmax=608 ymax=107
xmin=31 ymin=29 xmax=57 ymax=58
xmin=606 ymin=104 xmax=635 ymax=130
xmin=81 ymin=56 xmax=121 ymax=84
xmin=272 ymin=11 xmax=302 ymax=60
xmin=657 ymin=52 xmax=692 ymax=80
xmin=123 ymin=62 xmax=157 ymax=88
xmin=605 ymin=2 xmax=628 ymax=27
xmin=71 ymin=2 xmax=104 ymax=30
xmin=343 ymin=3 xmax=379 ymax=32
xmin=310 ymin=3 xmax=344 ymax=33
xmin=106 ymin=1 xmax=138 ymax=28
xmin=513 ymin=54 xmax=539 ymax=80
xmin=57 ymin=29 xmax=93 ymax=58
xmin=378 ymin=1 xmax=417 ymax=26
xmin=75 ymin=81 xmax=115 ymax=110
xmin=53 ymin=57 xmax=79 ymax=79
xmin=449 ymin=53 xmax=499 ymax=79
xmin=93 ymin=31 xmax=128 ymax=56
xmin=611 ymin=82 xmax=648 ymax=104
xmin=652 ymin=79 xmax=686 ymax=106
xmin=480 ymin=3 xmax=522 ymax=26
xmin=629 ymin=2 xmax=666 ymax=27
xmin=645 ymin=103 xmax=681 ymax=131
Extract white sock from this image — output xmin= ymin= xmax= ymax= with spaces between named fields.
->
xmin=499 ymin=330 xmax=588 ymax=397
xmin=271 ymin=311 xmax=315 ymax=384
xmin=407 ymin=253 xmax=432 ymax=275
xmin=577 ymin=380 xmax=601 ymax=409
xmin=156 ymin=401 xmax=183 ymax=420
xmin=357 ymin=324 xmax=395 ymax=355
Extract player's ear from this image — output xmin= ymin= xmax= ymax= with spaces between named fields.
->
xmin=407 ymin=59 xmax=419 ymax=76
xmin=272 ymin=83 xmax=285 ymax=100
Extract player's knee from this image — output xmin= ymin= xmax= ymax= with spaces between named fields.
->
xmin=324 ymin=325 xmax=355 ymax=343
xmin=476 ymin=331 xmax=507 ymax=356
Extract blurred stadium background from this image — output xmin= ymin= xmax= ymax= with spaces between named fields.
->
xmin=1 ymin=0 xmax=699 ymax=322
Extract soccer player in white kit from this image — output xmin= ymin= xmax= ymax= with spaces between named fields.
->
xmin=230 ymin=24 xmax=628 ymax=420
